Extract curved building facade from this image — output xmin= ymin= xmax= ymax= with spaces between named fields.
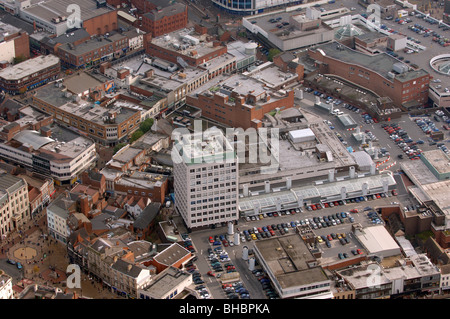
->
xmin=212 ymin=0 xmax=303 ymax=15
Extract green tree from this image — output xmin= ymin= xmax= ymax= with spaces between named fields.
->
xmin=267 ymin=48 xmax=281 ymax=62
xmin=130 ymin=130 xmax=144 ymax=143
xmin=13 ymin=55 xmax=27 ymax=65
xmin=139 ymin=118 xmax=154 ymax=133
xmin=113 ymin=143 xmax=127 ymax=154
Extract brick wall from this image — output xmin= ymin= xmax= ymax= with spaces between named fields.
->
xmin=83 ymin=10 xmax=118 ymax=36
xmin=186 ymin=90 xmax=294 ymax=129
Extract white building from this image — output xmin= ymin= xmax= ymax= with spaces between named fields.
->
xmin=0 ymin=171 xmax=30 ymax=238
xmin=440 ymin=264 xmax=450 ymax=293
xmin=0 ymin=271 xmax=13 ymax=299
xmin=0 ymin=124 xmax=97 ymax=186
xmin=46 ymin=193 xmax=74 ymax=244
xmin=354 ymin=225 xmax=402 ymax=259
xmin=288 ymin=128 xmax=316 ymax=144
xmin=138 ymin=266 xmax=192 ymax=299
xmin=110 ymin=259 xmax=152 ymax=298
xmin=173 ymin=128 xmax=239 ymax=230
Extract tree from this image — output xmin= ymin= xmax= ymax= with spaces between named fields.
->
xmin=113 ymin=143 xmax=127 ymax=154
xmin=267 ymin=48 xmax=281 ymax=62
xmin=13 ymin=55 xmax=27 ymax=65
xmin=130 ymin=130 xmax=144 ymax=143
xmin=139 ymin=118 xmax=154 ymax=134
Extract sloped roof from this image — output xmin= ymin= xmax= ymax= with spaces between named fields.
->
xmin=133 ymin=203 xmax=161 ymax=229
xmin=12 ymin=130 xmax=54 ymax=149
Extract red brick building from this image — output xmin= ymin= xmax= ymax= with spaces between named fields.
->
xmin=0 ymin=22 xmax=30 ymax=64
xmin=146 ymin=31 xmax=228 ymax=68
xmin=186 ymin=74 xmax=295 ymax=129
xmin=56 ymin=32 xmax=129 ymax=69
xmin=83 ymin=10 xmax=118 ymax=36
xmin=308 ymin=42 xmax=430 ymax=109
xmin=141 ymin=3 xmax=187 ymax=37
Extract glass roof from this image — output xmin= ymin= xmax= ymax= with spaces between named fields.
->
xmin=438 ymin=61 xmax=450 ymax=74
xmin=335 ymin=24 xmax=365 ymax=40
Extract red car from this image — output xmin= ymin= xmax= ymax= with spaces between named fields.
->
xmin=357 ymin=249 xmax=363 ymax=255
xmin=207 ymin=271 xmax=215 ymax=277
xmin=392 ymin=190 xmax=398 ymax=196
xmin=327 ymin=234 xmax=333 ymax=241
xmin=311 ymin=205 xmax=317 ymax=211
xmin=324 ymin=203 xmax=329 ymax=208
xmin=209 ymin=236 xmax=214 ymax=243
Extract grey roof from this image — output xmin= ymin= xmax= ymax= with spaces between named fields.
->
xmin=58 ymin=32 xmax=127 ymax=57
xmin=313 ymin=41 xmax=428 ymax=81
xmin=0 ymin=172 xmax=26 ymax=194
xmin=0 ymin=13 xmax=34 ymax=34
xmin=337 ymin=113 xmax=358 ymax=127
xmin=47 ymin=193 xmax=75 ymax=218
xmin=133 ymin=203 xmax=161 ymax=229
xmin=153 ymin=243 xmax=190 ymax=266
xmin=103 ymin=206 xmax=126 ymax=219
xmin=43 ymin=29 xmax=90 ymax=47
xmin=143 ymin=3 xmax=186 ymax=21
xmin=12 ymin=130 xmax=54 ymax=149
xmin=350 ymin=151 xmax=375 ymax=169
xmin=111 ymin=259 xmax=144 ymax=278
xmin=22 ymin=0 xmax=113 ymax=24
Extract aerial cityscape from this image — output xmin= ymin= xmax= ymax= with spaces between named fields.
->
xmin=0 ymin=0 xmax=448 ymax=303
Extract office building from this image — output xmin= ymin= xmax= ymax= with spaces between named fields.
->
xmin=173 ymin=129 xmax=239 ymax=230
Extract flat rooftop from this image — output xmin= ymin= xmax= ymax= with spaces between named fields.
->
xmin=311 ymin=41 xmax=428 ymax=82
xmin=173 ymin=128 xmax=236 ymax=164
xmin=140 ymin=266 xmax=191 ymax=299
xmin=421 ymin=149 xmax=450 ymax=175
xmin=64 ymin=72 xmax=104 ymax=95
xmin=22 ymin=0 xmax=113 ymax=24
xmin=244 ymin=62 xmax=298 ymax=89
xmin=246 ymin=10 xmax=334 ymax=40
xmin=143 ymin=2 xmax=186 ymax=21
xmin=254 ymin=234 xmax=329 ymax=289
xmin=58 ymin=33 xmax=127 ymax=57
xmin=420 ymin=180 xmax=450 ymax=217
xmin=151 ymin=28 xmax=225 ymax=59
xmin=337 ymin=263 xmax=391 ymax=290
xmin=0 ymin=20 xmax=20 ymax=39
xmin=33 ymin=84 xmax=139 ymax=125
xmin=0 ymin=55 xmax=59 ymax=80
